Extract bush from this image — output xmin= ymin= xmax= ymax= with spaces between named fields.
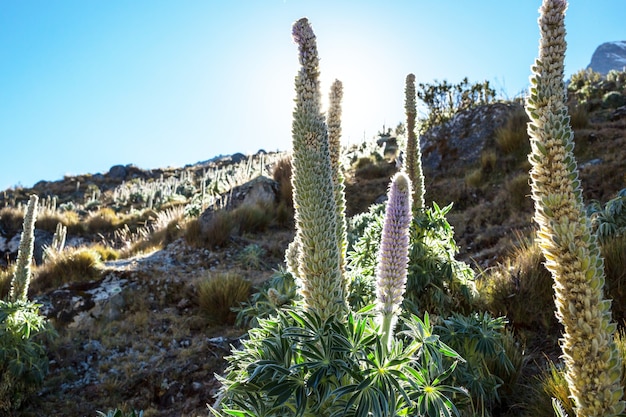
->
xmin=348 ymin=202 xmax=475 ymax=317
xmin=437 ymin=312 xmax=522 ymax=416
xmin=197 ymin=272 xmax=251 ymax=325
xmin=0 ymin=300 xmax=52 ymax=412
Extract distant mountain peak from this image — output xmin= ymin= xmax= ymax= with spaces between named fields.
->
xmin=587 ymin=41 xmax=626 ymax=74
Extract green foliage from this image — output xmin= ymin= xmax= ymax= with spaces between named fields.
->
xmin=234 ymin=268 xmax=299 ymax=328
xmin=348 ymin=202 xmax=475 ymax=317
xmin=437 ymin=312 xmax=521 ymax=417
xmin=417 ymin=77 xmax=495 ymax=131
xmin=198 ymin=272 xmax=252 ymax=325
xmin=214 ymin=308 xmax=467 ymax=417
xmin=96 ymin=409 xmax=144 ymax=417
xmin=568 ymin=68 xmax=626 ymax=108
xmin=0 ymin=299 xmax=52 ymax=412
xmin=587 ymin=188 xmax=626 ymax=242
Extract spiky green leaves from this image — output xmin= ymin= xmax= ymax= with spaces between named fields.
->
xmin=526 ymin=1 xmax=624 ymax=416
xmin=290 ymin=18 xmax=346 ymax=320
xmin=10 ymin=195 xmax=38 ymax=302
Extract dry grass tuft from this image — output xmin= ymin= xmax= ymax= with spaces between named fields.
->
xmin=272 ymin=155 xmax=293 ymax=209
xmin=197 ymin=272 xmax=251 ymax=325
xmin=601 ymin=234 xmax=626 ymax=324
xmin=505 ymin=172 xmax=532 ymax=211
xmin=569 ymin=103 xmax=590 ymax=129
xmin=31 ymin=247 xmax=103 ymax=294
xmin=495 ymin=108 xmax=530 ymax=156
xmin=0 ymin=266 xmax=14 ymax=299
xmin=465 ymin=167 xmax=483 ymax=188
xmin=476 ymin=238 xmax=556 ymax=333
xmin=85 ymin=207 xmax=121 ymax=234
xmin=0 ymin=206 xmax=24 ymax=235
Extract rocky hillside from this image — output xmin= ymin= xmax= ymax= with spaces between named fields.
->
xmin=0 ymin=70 xmax=625 ymax=416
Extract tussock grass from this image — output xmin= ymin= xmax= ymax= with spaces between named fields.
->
xmin=0 ymin=206 xmax=24 ymax=235
xmin=476 ymin=239 xmax=556 ymax=333
xmin=197 ymin=272 xmax=251 ymax=325
xmin=0 ymin=266 xmax=14 ymax=299
xmin=272 ymin=155 xmax=293 ymax=209
xmin=495 ymin=108 xmax=530 ymax=156
xmin=31 ymin=247 xmax=103 ymax=294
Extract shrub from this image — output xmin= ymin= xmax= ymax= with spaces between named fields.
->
xmin=569 ymin=103 xmax=589 ymax=129
xmin=0 ymin=299 xmax=52 ymax=412
xmin=587 ymin=188 xmax=626 ymax=242
xmin=602 ymin=91 xmax=626 ymax=109
xmin=437 ymin=312 xmax=522 ymax=416
xmin=348 ymin=202 xmax=475 ymax=317
xmin=30 ymin=247 xmax=103 ymax=294
xmin=197 ymin=272 xmax=251 ymax=325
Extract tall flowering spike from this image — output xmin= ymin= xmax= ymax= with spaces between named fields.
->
xmin=327 ymin=79 xmax=348 ymax=288
xmin=526 ymin=1 xmax=624 ymax=416
xmin=404 ymin=74 xmax=425 ymax=210
xmin=10 ymin=195 xmax=39 ymax=302
xmin=290 ymin=18 xmax=346 ymax=320
xmin=376 ymin=172 xmax=412 ymax=349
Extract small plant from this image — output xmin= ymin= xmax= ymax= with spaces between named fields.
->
xmin=197 ymin=272 xmax=251 ymax=325
xmin=236 ymin=244 xmax=267 ymax=270
xmin=187 ymin=210 xmax=234 ymax=250
xmin=587 ymin=188 xmax=626 ymax=242
xmin=96 ymin=409 xmax=144 ymax=417
xmin=234 ymin=267 xmax=299 ymax=327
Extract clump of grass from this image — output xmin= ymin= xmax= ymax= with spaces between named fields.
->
xmin=476 ymin=238 xmax=557 ymax=333
xmin=85 ymin=207 xmax=121 ymax=234
xmin=197 ymin=272 xmax=251 ymax=325
xmin=465 ymin=167 xmax=483 ymax=188
xmin=505 ymin=172 xmax=531 ymax=211
xmin=91 ymin=243 xmax=121 ymax=261
xmin=232 ymin=203 xmax=274 ymax=235
xmin=185 ymin=210 xmax=234 ymax=250
xmin=272 ymin=155 xmax=293 ymax=209
xmin=569 ymin=103 xmax=590 ymax=129
xmin=31 ymin=247 xmax=103 ymax=294
xmin=495 ymin=108 xmax=530 ymax=156
xmin=0 ymin=266 xmax=14 ymax=299
xmin=480 ymin=149 xmax=497 ymax=173
xmin=525 ymin=362 xmax=575 ymax=417
xmin=0 ymin=206 xmax=24 ymax=235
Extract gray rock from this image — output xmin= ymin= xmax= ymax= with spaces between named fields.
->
xmin=421 ymin=102 xmax=516 ymax=175
xmin=587 ymin=41 xmax=626 ymax=75
xmin=107 ymin=164 xmax=128 ymax=180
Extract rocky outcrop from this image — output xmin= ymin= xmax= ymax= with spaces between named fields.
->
xmin=587 ymin=41 xmax=626 ymax=74
xmin=420 ymin=102 xmax=518 ymax=176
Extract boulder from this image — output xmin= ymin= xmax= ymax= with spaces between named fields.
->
xmin=420 ymin=102 xmax=516 ymax=176
xmin=107 ymin=165 xmax=128 ymax=180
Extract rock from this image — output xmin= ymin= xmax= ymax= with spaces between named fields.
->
xmin=230 ymin=152 xmax=246 ymax=164
xmin=587 ymin=41 xmax=626 ymax=75
xmin=107 ymin=164 xmax=128 ymax=180
xmin=420 ymin=102 xmax=516 ymax=176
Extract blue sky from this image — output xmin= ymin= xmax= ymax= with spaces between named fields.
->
xmin=1 ymin=1 xmax=625 ymax=190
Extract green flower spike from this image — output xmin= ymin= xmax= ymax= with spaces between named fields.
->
xmin=525 ymin=1 xmax=624 ymax=416
xmin=10 ymin=195 xmax=39 ymax=302
xmin=290 ymin=18 xmax=346 ymax=320
xmin=404 ymin=73 xmax=425 ymax=210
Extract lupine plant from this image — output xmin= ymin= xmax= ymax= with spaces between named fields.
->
xmin=525 ymin=1 xmax=624 ymax=416
xmin=1 ymin=194 xmax=53 ymax=411
xmin=404 ymin=73 xmax=425 ymax=211
xmin=211 ymin=18 xmax=466 ymax=417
